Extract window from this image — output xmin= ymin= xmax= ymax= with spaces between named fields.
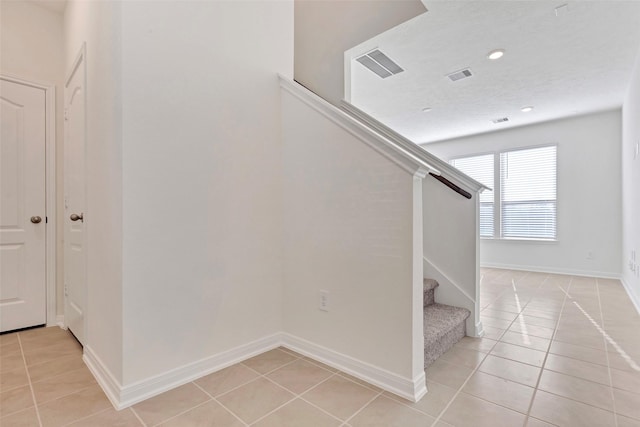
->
xmin=450 ymin=145 xmax=557 ymax=240
xmin=500 ymin=146 xmax=557 ymax=239
xmin=450 ymin=154 xmax=494 ymax=237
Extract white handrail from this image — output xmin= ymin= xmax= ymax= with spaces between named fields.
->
xmin=279 ymin=76 xmax=438 ymax=177
xmin=341 ymin=102 xmax=489 ymax=196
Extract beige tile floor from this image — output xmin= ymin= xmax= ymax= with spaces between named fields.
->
xmin=2 ymin=269 xmax=640 ymax=426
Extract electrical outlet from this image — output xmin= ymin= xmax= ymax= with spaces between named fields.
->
xmin=319 ymin=290 xmax=330 ymax=312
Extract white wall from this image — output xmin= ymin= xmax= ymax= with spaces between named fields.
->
xmin=119 ymin=1 xmax=293 ymax=384
xmin=64 ymin=0 xmax=124 ymax=382
xmin=294 ymin=0 xmax=425 ymax=106
xmin=281 ymin=87 xmax=418 ymax=379
xmin=622 ymin=48 xmax=640 ymax=309
xmin=1 ymin=0 xmax=65 ymax=315
xmin=422 ymin=176 xmax=480 ymax=335
xmin=426 ymin=110 xmax=622 ymax=278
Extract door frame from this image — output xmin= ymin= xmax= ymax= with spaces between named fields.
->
xmin=64 ymin=43 xmax=88 ymax=343
xmin=0 ymin=74 xmax=57 ymax=327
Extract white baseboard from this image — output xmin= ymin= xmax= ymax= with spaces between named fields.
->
xmin=481 ymin=262 xmax=621 ymax=280
xmin=85 ymin=333 xmax=281 ymax=410
xmin=281 ymin=333 xmax=426 ymax=403
xmin=621 ymin=277 xmax=640 ymax=315
xmin=84 ymin=331 xmax=427 ymax=409
xmin=84 ymin=346 xmax=123 ymax=409
xmin=474 ymin=321 xmax=485 ymax=338
xmin=56 ymin=315 xmax=66 ymax=329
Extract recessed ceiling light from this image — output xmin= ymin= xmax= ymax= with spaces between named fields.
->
xmin=487 ymin=49 xmax=505 ymax=60
xmin=422 ymin=107 xmax=432 ymax=113
xmin=521 ymin=106 xmax=534 ymax=113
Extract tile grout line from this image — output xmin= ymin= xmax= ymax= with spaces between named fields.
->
xmin=595 ymin=277 xmax=619 ymax=427
xmin=296 ymin=393 xmax=361 ymax=425
xmin=241 ymin=352 xmax=301 ymax=376
xmin=59 ymin=407 xmax=112 ymax=427
xmin=293 ymin=372 xmax=381 ymax=426
xmin=36 ymin=383 xmax=98 ymax=412
xmin=184 ymin=350 xmax=367 ymax=426
xmin=257 ymin=371 xmax=346 ymax=424
xmin=248 ymin=354 xmax=385 ymax=426
xmin=241 ymin=378 xmax=300 ymax=426
xmin=128 ymin=407 xmax=148 ymax=427
xmin=16 ymin=333 xmax=44 ymax=427
xmin=147 ymin=390 xmax=231 ymax=427
xmin=521 ymin=274 xmax=571 ymax=426
xmin=431 ymin=271 xmax=546 ymax=426
xmin=428 ymin=340 xmax=495 ymax=425
xmin=196 ymin=351 xmax=344 ymax=427
xmin=200 ymin=370 xmax=263 ymax=399
xmin=484 ymin=271 xmax=639 ymax=423
xmin=522 ymin=277 xmax=629 ymax=423
xmin=129 ymin=406 xmax=148 ymax=427
xmin=341 ymin=389 xmax=384 ymax=425
xmin=190 ymin=380 xmax=249 ymax=427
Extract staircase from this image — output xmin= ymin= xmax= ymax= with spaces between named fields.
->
xmin=423 ymin=278 xmax=470 ymax=368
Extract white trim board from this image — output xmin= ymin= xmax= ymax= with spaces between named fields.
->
xmin=0 ymin=74 xmax=57 ymax=328
xmin=280 ymin=76 xmax=434 ymax=177
xmin=86 ymin=333 xmax=281 ymax=410
xmin=281 ymin=333 xmax=427 ymax=403
xmin=621 ymin=278 xmax=640 ymax=315
xmin=84 ymin=346 xmax=122 ymax=409
xmin=481 ymin=262 xmax=621 ymax=280
xmin=85 ymin=332 xmax=426 ymax=410
xmin=341 ymin=101 xmax=488 ymax=196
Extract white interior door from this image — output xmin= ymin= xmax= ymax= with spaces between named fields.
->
xmin=0 ymin=78 xmax=47 ymax=332
xmin=64 ymin=52 xmax=86 ymax=344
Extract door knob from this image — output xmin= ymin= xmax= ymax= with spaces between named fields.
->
xmin=70 ymin=213 xmax=83 ymax=222
xmin=30 ymin=216 xmax=42 ymax=224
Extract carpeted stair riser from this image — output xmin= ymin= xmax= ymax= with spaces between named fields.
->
xmin=423 ymin=278 xmax=438 ymax=307
xmin=423 ymin=279 xmax=470 ymax=368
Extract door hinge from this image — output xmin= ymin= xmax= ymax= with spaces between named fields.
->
xmin=64 ymin=108 xmax=68 ymax=121
xmin=45 ymin=216 xmax=48 ymax=223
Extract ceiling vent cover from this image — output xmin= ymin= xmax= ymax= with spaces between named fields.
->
xmin=492 ymin=117 xmax=509 ymax=124
xmin=356 ymin=49 xmax=404 ymax=79
xmin=447 ymin=68 xmax=473 ymax=82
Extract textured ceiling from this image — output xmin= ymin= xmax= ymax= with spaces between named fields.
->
xmin=347 ymin=1 xmax=640 ymax=144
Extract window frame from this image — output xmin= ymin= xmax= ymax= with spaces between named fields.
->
xmin=449 ymin=151 xmax=496 ymax=239
xmin=449 ymin=143 xmax=558 ymax=242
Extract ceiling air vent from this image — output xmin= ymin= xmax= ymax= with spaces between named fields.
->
xmin=447 ymin=68 xmax=473 ymax=82
xmin=356 ymin=49 xmax=404 ymax=79
xmin=492 ymin=117 xmax=509 ymax=124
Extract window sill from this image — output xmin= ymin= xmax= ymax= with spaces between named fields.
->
xmin=480 ymin=237 xmax=558 ymax=244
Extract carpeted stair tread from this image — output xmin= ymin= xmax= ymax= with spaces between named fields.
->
xmin=423 ymin=303 xmax=470 ymax=347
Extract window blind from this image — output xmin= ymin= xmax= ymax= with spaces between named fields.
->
xmin=500 ymin=146 xmax=557 ymax=239
xmin=451 ymin=154 xmax=494 ymax=237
